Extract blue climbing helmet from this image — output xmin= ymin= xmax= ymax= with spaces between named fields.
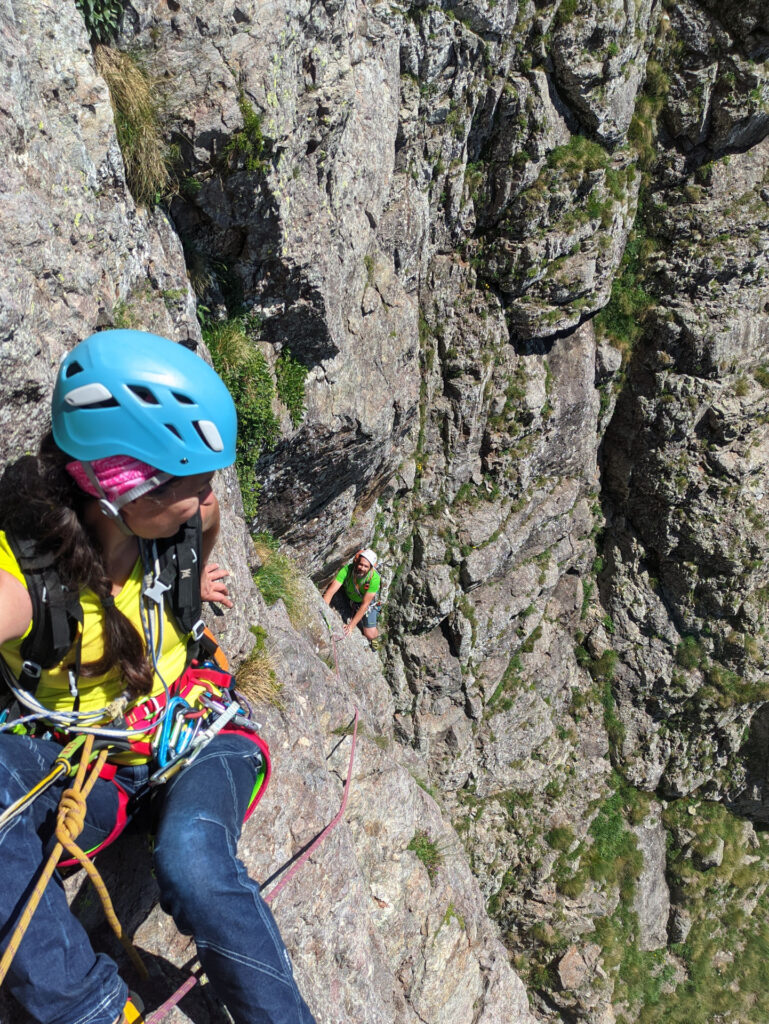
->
xmin=52 ymin=330 xmax=237 ymax=475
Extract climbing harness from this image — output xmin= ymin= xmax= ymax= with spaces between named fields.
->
xmin=0 ymin=652 xmax=273 ymax=1002
xmin=0 ymin=655 xmax=272 ymax=855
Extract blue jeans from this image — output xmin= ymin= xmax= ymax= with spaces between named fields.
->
xmin=0 ymin=732 xmax=316 ymax=1024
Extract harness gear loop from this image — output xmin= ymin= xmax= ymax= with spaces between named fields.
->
xmin=0 ymin=733 xmax=148 ymax=989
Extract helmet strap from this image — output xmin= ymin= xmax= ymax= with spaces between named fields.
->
xmin=80 ymin=461 xmax=171 ymax=534
xmin=112 ymin=473 xmax=172 ymax=509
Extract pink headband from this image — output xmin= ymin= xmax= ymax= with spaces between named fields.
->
xmin=66 ymin=455 xmax=164 ymax=500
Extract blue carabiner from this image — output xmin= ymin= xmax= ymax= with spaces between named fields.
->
xmin=155 ymin=696 xmax=192 ymax=767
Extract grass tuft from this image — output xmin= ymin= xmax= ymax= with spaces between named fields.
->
xmin=252 ymin=533 xmax=306 ymax=625
xmin=237 ymin=625 xmax=282 ymax=707
xmin=94 ymin=45 xmax=170 ymax=206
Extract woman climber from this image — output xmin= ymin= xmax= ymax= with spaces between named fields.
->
xmin=0 ymin=330 xmax=316 ymax=1024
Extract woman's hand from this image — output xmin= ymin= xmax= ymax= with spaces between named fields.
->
xmin=201 ymin=562 xmax=233 ymax=608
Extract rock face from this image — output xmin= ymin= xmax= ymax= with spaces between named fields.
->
xmin=3 ymin=0 xmax=769 ymax=1022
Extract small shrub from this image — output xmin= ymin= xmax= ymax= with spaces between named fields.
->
xmin=202 ymin=314 xmax=280 ymax=520
xmin=594 ymin=229 xmax=655 ymax=357
xmin=112 ymin=299 xmax=138 ymax=329
xmin=675 ymin=635 xmax=704 ymax=669
xmin=589 ymin=649 xmax=618 ymax=683
xmin=554 ymin=0 xmax=578 ymax=30
xmin=546 ymin=825 xmax=576 ymax=852
xmin=275 ymin=349 xmax=309 ymax=427
xmin=224 ymin=91 xmax=268 ymax=173
xmin=94 ymin=46 xmax=170 ymax=206
xmin=408 ymin=830 xmax=442 ymax=881
xmin=75 ymin=0 xmax=125 ymax=42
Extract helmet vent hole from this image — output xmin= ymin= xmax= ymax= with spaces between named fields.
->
xmin=65 ymin=361 xmax=84 ymax=378
xmin=173 ymin=391 xmax=195 ymax=405
xmin=164 ymin=423 xmax=183 ymax=440
xmin=128 ymin=385 xmax=160 ymax=405
xmin=194 ymin=420 xmax=224 ymax=452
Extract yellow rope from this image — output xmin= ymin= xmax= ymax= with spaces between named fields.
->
xmin=0 ymin=734 xmax=148 ymax=986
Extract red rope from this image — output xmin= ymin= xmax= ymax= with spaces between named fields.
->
xmin=263 ymin=706 xmax=358 ymax=905
xmin=144 ymin=975 xmax=198 ymax=1024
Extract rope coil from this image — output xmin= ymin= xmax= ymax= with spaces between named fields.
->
xmin=0 ymin=734 xmax=147 ymax=988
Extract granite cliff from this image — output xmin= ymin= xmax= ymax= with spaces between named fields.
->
xmin=2 ymin=0 xmax=769 ymax=1021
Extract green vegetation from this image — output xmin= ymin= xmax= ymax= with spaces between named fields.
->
xmin=407 ymin=830 xmax=443 ymax=881
xmin=439 ymin=901 xmax=465 ymax=933
xmin=628 ymin=800 xmax=769 ymax=1024
xmin=201 ymin=313 xmax=280 ymax=519
xmin=75 ymin=0 xmax=124 ymax=42
xmin=94 ymin=45 xmax=170 ymax=205
xmin=600 ymin=675 xmax=626 ymax=752
xmin=594 ymin=227 xmax=655 ymax=358
xmin=592 ymin=57 xmax=669 ymax=359
xmin=673 ymin=633 xmax=769 ymax=707
xmin=275 ymin=349 xmax=309 ymax=427
xmin=488 ymin=362 xmax=527 ymax=431
xmin=543 ymin=783 xmax=769 ymax=1022
xmin=252 ymin=532 xmax=305 ymax=625
xmin=112 ymin=299 xmax=138 ymax=329
xmin=554 ymin=0 xmax=578 ymax=29
xmin=535 ymin=775 xmax=654 ymax=1006
xmin=363 ymin=253 xmax=375 ymax=286
xmin=545 ymin=135 xmax=611 ymax=176
xmin=224 ymin=91 xmax=269 ymax=173
xmin=487 ymin=653 xmax=525 ymax=712
xmin=575 ymin=641 xmax=626 ymax=753
xmin=545 ymin=825 xmax=575 ymax=852
xmin=628 ymin=59 xmax=670 ymax=172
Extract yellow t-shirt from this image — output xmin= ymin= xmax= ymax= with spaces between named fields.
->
xmin=0 ymin=530 xmax=189 ymax=718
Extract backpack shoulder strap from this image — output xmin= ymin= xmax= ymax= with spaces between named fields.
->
xmin=3 ymin=532 xmax=83 ymax=681
xmin=154 ymin=512 xmax=203 ymax=636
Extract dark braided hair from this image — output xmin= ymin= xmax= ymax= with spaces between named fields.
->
xmin=0 ymin=432 xmax=154 ymax=697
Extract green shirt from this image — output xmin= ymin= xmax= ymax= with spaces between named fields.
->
xmin=336 ymin=563 xmax=381 ymax=604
